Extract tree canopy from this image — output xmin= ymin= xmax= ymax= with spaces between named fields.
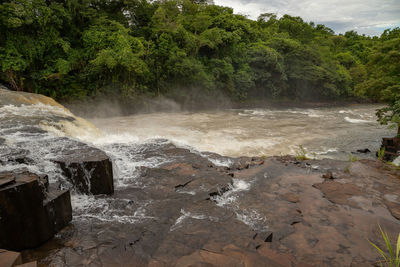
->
xmin=0 ymin=0 xmax=399 ymax=119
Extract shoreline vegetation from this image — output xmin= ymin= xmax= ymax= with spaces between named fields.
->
xmin=1 ymin=1 xmax=399 ymax=105
xmin=1 ymin=0 xmax=398 ymax=131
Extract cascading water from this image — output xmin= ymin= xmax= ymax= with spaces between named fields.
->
xmin=1 ymin=88 xmax=397 ymax=265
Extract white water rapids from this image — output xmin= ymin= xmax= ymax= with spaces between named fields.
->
xmin=0 ymin=95 xmax=396 ymax=227
xmin=87 ymin=105 xmax=394 ymax=160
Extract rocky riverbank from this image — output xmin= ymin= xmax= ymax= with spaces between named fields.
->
xmin=17 ymin=143 xmax=400 ymax=267
xmin=0 ymin=86 xmax=114 ymax=264
xmin=1 ymin=87 xmax=400 ymax=266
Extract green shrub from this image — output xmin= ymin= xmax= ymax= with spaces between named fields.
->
xmin=295 ymin=145 xmax=310 ymax=161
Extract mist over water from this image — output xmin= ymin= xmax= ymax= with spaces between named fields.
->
xmin=88 ymin=104 xmax=394 ymax=161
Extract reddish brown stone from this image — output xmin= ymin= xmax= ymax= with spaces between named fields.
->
xmin=313 ymin=180 xmax=363 ymax=206
xmin=281 ymin=192 xmax=300 ymax=203
xmin=0 ymin=250 xmax=22 ymax=267
xmin=384 ymin=200 xmax=400 ymax=220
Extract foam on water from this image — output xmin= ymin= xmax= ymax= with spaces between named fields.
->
xmin=98 ymin=140 xmax=173 ymax=188
xmin=210 ymin=178 xmax=268 ymax=231
xmin=0 ymin=103 xmax=72 ymax=118
xmin=207 ymin=157 xmax=233 ymax=167
xmin=344 ymin=116 xmax=373 ymax=123
xmin=212 ymin=179 xmax=252 ymax=207
xmin=236 ymin=209 xmax=268 ymax=231
xmin=71 ymin=195 xmax=154 ymax=224
xmin=170 ymin=209 xmax=217 ymax=231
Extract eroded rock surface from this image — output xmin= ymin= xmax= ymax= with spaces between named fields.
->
xmin=21 ymin=144 xmax=400 ymax=266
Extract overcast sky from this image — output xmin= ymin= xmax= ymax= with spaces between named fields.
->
xmin=213 ymin=0 xmax=400 ymax=36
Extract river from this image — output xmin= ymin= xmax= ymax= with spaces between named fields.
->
xmin=1 ymin=93 xmax=398 ymax=265
xmin=87 ymin=105 xmax=393 ymax=160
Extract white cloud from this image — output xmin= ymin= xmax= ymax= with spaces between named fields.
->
xmin=213 ymin=0 xmax=400 ymax=35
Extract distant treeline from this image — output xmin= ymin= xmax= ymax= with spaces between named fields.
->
xmin=0 ymin=0 xmax=399 ymax=104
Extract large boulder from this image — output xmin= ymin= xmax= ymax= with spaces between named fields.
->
xmin=0 ymin=172 xmax=72 ymax=251
xmin=52 ymin=140 xmax=114 ymax=195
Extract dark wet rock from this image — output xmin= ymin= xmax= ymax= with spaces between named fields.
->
xmin=231 ymin=156 xmax=264 ymax=170
xmin=0 ymin=135 xmax=114 ymax=195
xmin=22 ymin=146 xmax=400 ymax=267
xmin=0 ymin=172 xmax=72 ymax=251
xmin=356 ymin=148 xmax=370 ymax=153
xmin=53 ymin=140 xmax=114 ymax=195
xmin=322 ymin=171 xmax=335 ymax=179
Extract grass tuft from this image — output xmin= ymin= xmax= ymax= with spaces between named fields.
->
xmin=369 ymin=225 xmax=400 ymax=267
xmin=349 ymin=154 xmax=358 ymax=162
xmin=295 ymin=145 xmax=310 ymax=161
xmin=378 ymin=147 xmax=386 ymax=161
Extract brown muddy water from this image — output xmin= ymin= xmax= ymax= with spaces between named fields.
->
xmin=88 ymin=104 xmax=395 ymax=161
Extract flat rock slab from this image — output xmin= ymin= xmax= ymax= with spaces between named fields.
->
xmin=312 ymin=180 xmax=363 ymax=207
xmin=0 ymin=174 xmax=15 ymax=188
xmin=0 ymin=172 xmax=72 ymax=251
xmin=22 ymin=146 xmax=400 ymax=266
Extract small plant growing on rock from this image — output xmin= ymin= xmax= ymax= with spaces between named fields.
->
xmin=378 ymin=147 xmax=386 ymax=161
xmin=345 ymin=164 xmax=351 ymax=173
xmin=369 ymin=225 xmax=400 ymax=267
xmin=295 ymin=145 xmax=310 ymax=161
xmin=349 ymin=154 xmax=358 ymax=162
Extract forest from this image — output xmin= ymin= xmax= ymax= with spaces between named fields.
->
xmin=0 ymin=0 xmax=399 ymax=114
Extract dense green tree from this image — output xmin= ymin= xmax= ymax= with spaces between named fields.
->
xmin=0 ymin=0 xmax=398 ymax=109
xmin=356 ymin=28 xmax=400 ymax=134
